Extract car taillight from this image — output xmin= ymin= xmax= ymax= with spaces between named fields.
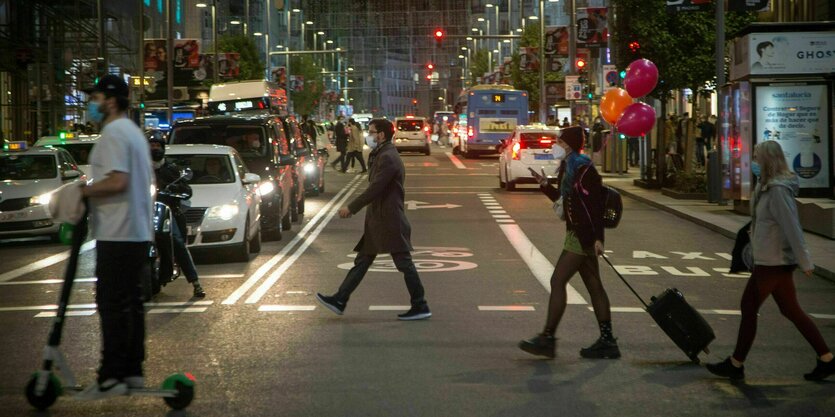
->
xmin=424 ymin=126 xmax=429 ymax=133
xmin=467 ymin=126 xmax=474 ymax=137
xmin=539 ymin=138 xmax=553 ymax=145
xmin=512 ymin=142 xmax=522 ymax=160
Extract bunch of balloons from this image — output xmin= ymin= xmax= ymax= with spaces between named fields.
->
xmin=599 ymin=58 xmax=658 ymax=137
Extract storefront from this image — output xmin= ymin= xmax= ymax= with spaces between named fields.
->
xmin=722 ymin=23 xmax=834 ymax=208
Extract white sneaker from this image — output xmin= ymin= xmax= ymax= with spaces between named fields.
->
xmin=123 ymin=376 xmax=145 ymax=389
xmin=76 ymin=378 xmax=127 ymax=400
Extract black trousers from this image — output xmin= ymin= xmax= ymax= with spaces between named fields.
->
xmin=95 ymin=241 xmax=148 ymax=382
xmin=342 ymin=151 xmax=367 ymax=172
xmin=335 ymin=252 xmax=426 ymax=307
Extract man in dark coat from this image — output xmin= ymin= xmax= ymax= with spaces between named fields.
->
xmin=330 ymin=116 xmax=349 ymax=173
xmin=316 ymin=119 xmax=431 ymax=321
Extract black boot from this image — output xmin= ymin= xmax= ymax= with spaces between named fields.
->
xmin=580 ymin=337 xmax=621 ymax=359
xmin=518 ymin=333 xmax=556 ymax=358
xmin=804 ymin=358 xmax=835 ymax=381
xmin=706 ymin=357 xmax=745 ymax=381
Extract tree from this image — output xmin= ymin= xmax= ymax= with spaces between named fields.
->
xmin=289 ymin=55 xmax=324 ymax=117
xmin=469 ymin=49 xmax=490 ymax=86
xmin=217 ymin=35 xmax=265 ymax=80
xmin=510 ymin=24 xmax=564 ymax=115
xmin=611 ymin=0 xmax=754 ymax=185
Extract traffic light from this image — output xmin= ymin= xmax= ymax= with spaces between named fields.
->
xmin=628 ymin=41 xmax=641 ymax=53
xmin=434 ymin=28 xmax=445 ymax=45
xmin=619 ymin=70 xmax=627 ymax=80
xmin=412 ymin=99 xmax=418 ymax=105
xmin=427 ymin=63 xmax=434 ymax=70
xmin=576 ymin=58 xmax=587 ymax=71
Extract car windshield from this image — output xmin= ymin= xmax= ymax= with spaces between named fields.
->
xmin=170 ymin=125 xmax=267 ymax=157
xmin=166 ymin=154 xmax=235 ymax=184
xmin=52 ymin=144 xmax=94 ymax=165
xmin=0 ymin=155 xmax=57 ymax=180
xmin=397 ymin=120 xmax=424 ymax=131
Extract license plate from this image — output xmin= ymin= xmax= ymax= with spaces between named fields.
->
xmin=534 ymin=153 xmax=555 ymax=160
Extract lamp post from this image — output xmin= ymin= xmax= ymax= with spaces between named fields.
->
xmin=538 ymin=0 xmax=546 ymax=123
xmin=196 ymin=1 xmax=218 ymax=83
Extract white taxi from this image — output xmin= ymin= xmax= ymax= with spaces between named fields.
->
xmin=498 ymin=124 xmax=561 ymax=191
xmin=35 ymin=133 xmax=100 ymax=180
xmin=0 ymin=142 xmax=85 ymax=240
xmin=164 ymin=144 xmax=262 ymax=262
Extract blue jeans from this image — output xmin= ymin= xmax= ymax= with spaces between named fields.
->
xmin=170 ymin=216 xmax=199 ymax=283
xmin=335 ymin=252 xmax=426 ymax=307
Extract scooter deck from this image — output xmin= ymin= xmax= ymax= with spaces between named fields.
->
xmin=64 ymin=386 xmax=179 ymax=398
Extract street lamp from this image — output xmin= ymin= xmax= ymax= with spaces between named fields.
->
xmin=196 ymin=1 xmax=218 ymax=83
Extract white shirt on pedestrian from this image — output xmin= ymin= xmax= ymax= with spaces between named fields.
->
xmin=89 ymin=118 xmax=155 ymax=242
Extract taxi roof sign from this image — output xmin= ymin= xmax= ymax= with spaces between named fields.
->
xmin=7 ymin=141 xmax=27 ymax=151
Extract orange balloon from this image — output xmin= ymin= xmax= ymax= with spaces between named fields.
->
xmin=600 ymin=88 xmax=633 ymax=125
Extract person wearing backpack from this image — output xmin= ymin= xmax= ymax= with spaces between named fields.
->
xmin=519 ymin=126 xmax=620 ymax=360
xmin=706 ymin=140 xmax=833 ymax=381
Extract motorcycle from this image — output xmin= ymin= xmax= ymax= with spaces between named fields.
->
xmin=145 ymin=168 xmax=193 ymax=300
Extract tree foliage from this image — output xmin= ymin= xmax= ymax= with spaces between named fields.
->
xmin=218 ymin=35 xmax=265 ymax=81
xmin=469 ymin=49 xmax=490 ymax=86
xmin=611 ymin=0 xmax=755 ymax=99
xmin=289 ymin=55 xmax=324 ymax=116
xmin=510 ymin=24 xmax=564 ymax=113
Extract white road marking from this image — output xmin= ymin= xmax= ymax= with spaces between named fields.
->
xmin=144 ymin=300 xmax=213 ymax=307
xmin=488 ymin=210 xmax=507 ymax=214
xmin=589 ymin=306 xmax=645 ymax=313
xmin=405 ymin=201 xmax=462 ymax=210
xmin=35 ymin=310 xmax=96 ymax=318
xmin=368 ymin=305 xmax=410 ymax=311
xmin=478 ymin=305 xmax=536 ymax=311
xmin=258 ymin=305 xmax=316 ymax=312
xmin=444 ymin=151 xmax=467 ymax=169
xmin=498 ymin=224 xmax=586 ymax=304
xmin=0 ymin=303 xmax=97 ymax=312
xmin=222 ymin=175 xmax=363 ymax=305
xmin=147 ymin=307 xmax=208 ymax=314
xmin=812 ymin=314 xmax=835 ymax=319
xmin=701 ymin=309 xmax=741 ymax=316
xmin=200 ymin=274 xmax=245 ymax=279
xmin=492 ymin=215 xmax=512 ymax=219
xmin=0 ymin=240 xmax=96 ymax=283
xmin=244 ymin=178 xmax=364 ymax=304
xmin=0 ymin=278 xmax=97 ymax=286
xmin=495 ymin=220 xmax=516 ymax=223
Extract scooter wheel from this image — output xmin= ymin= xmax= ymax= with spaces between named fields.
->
xmin=162 ymin=372 xmax=196 ymax=410
xmin=25 ymin=372 xmax=62 ymax=411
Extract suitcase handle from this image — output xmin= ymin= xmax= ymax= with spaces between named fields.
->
xmin=602 ymin=255 xmax=650 ymax=309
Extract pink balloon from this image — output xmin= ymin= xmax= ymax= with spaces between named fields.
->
xmin=617 ymin=102 xmax=656 ymax=137
xmin=624 ymin=59 xmax=659 ymax=99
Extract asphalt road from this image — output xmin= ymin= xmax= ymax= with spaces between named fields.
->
xmin=1 ymin=144 xmax=833 ymax=417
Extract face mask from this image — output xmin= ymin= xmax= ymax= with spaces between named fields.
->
xmin=151 ymin=149 xmax=165 ymax=162
xmin=366 ymin=134 xmax=378 ymax=149
xmin=87 ymin=101 xmax=104 ymax=123
xmin=550 ymin=144 xmax=566 ymax=160
xmin=751 ymin=161 xmax=761 ymax=178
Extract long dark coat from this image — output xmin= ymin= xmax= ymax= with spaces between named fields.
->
xmin=347 ymin=141 xmax=413 ymax=254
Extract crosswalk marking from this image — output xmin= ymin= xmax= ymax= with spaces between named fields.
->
xmin=148 ymin=307 xmax=209 ymax=314
xmin=258 ymin=305 xmax=317 ymax=312
xmin=35 ymin=310 xmax=96 ymax=318
xmin=368 ymin=305 xmax=410 ymax=311
xmin=478 ymin=306 xmax=536 ymax=311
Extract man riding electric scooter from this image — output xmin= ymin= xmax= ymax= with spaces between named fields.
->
xmin=149 ymin=136 xmax=205 ymax=298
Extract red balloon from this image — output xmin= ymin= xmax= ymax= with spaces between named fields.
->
xmin=617 ymin=102 xmax=656 ymax=137
xmin=624 ymin=59 xmax=659 ymax=99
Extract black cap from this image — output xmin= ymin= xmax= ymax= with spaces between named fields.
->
xmin=84 ymin=74 xmax=129 ymax=98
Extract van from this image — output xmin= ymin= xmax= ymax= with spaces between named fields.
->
xmin=393 ymin=116 xmax=430 ymax=156
xmin=208 ymin=80 xmax=288 ymax=116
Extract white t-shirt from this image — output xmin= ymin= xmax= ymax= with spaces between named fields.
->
xmin=89 ymin=118 xmax=155 ymax=242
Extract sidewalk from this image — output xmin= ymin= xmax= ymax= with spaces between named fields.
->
xmin=600 ymin=169 xmax=835 ymax=283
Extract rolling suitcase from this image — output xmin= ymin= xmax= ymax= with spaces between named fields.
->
xmin=603 ymin=256 xmax=715 ymax=363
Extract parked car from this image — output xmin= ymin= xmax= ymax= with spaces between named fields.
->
xmin=164 ymin=144 xmax=262 ymax=261
xmin=393 ymin=116 xmax=431 ymax=155
xmin=498 ymin=124 xmax=561 ymax=191
xmin=169 ymin=114 xmax=296 ymax=240
xmin=0 ymin=142 xmax=85 ymax=240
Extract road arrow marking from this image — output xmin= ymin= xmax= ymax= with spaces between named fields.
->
xmin=405 ymin=200 xmax=462 ymax=210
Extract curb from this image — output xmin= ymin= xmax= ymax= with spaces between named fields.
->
xmin=611 ymin=185 xmax=835 ymax=283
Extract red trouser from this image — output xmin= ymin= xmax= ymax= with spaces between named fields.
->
xmin=732 ymin=265 xmax=830 ymax=362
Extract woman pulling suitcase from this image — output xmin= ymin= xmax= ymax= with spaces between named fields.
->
xmin=518 ymin=127 xmax=620 ymax=359
xmin=706 ymin=140 xmax=834 ymax=381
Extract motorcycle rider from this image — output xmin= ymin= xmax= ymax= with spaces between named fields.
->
xmin=148 ymin=136 xmax=206 ymax=298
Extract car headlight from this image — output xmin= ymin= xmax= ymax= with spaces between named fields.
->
xmin=207 ymin=204 xmax=239 ymax=221
xmin=303 ymin=162 xmax=316 ymax=174
xmin=257 ymin=181 xmax=275 ymax=196
xmin=29 ymin=192 xmax=53 ymax=206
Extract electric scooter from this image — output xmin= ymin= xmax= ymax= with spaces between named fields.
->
xmin=25 ymin=202 xmax=196 ymax=411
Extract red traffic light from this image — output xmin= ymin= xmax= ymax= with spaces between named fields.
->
xmin=434 ymin=29 xmax=445 ymax=41
xmin=576 ymin=58 xmax=587 ymax=70
xmin=427 ymin=63 xmax=434 ymax=70
xmin=628 ymin=41 xmax=641 ymax=53
xmin=426 ymin=74 xmax=432 ymax=80
xmin=412 ymin=99 xmax=418 ymax=105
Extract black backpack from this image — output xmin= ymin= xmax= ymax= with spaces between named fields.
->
xmin=601 ymin=186 xmax=623 ymax=229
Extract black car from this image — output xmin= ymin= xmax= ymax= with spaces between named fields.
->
xmin=169 ymin=114 xmax=298 ymax=241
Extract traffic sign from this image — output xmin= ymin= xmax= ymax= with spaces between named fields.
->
xmin=602 ymin=64 xmax=618 ymax=92
xmin=565 ymin=75 xmax=582 ymax=100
